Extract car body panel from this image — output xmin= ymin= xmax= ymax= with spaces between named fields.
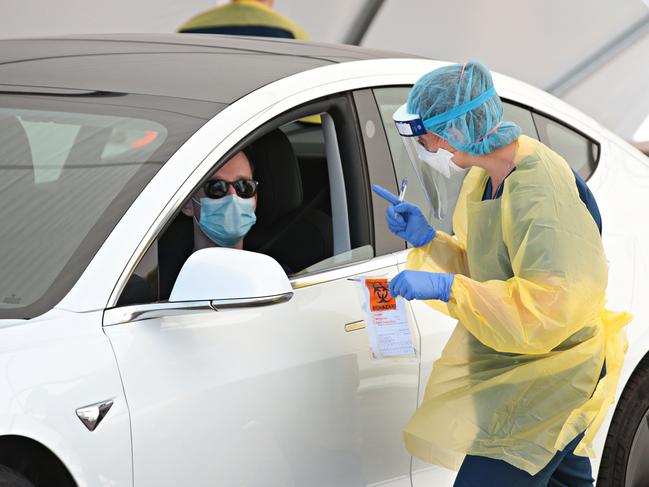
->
xmin=104 ymin=255 xmax=419 ymax=486
xmin=0 ymin=309 xmax=131 ymax=486
xmin=0 ymin=35 xmax=418 ymax=104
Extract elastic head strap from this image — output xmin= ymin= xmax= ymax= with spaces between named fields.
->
xmin=422 ymin=86 xmax=496 ymax=129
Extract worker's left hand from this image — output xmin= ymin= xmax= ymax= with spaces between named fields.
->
xmin=389 ymin=270 xmax=454 ymax=302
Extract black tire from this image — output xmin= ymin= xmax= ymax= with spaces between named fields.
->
xmin=597 ymin=357 xmax=649 ymax=487
xmin=0 ymin=465 xmax=34 ymax=487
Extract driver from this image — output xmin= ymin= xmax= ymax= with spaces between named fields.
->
xmin=181 ymin=150 xmax=258 ymax=251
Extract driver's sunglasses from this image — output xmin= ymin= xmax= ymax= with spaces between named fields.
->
xmin=203 ymin=179 xmax=259 ymax=199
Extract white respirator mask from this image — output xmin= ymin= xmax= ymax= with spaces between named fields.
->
xmin=415 ymin=142 xmax=468 ymax=179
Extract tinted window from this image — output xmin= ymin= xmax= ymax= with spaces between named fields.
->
xmin=533 ymin=113 xmax=599 ymax=179
xmin=373 ymin=87 xmax=461 ymax=234
xmin=264 ymin=116 xmax=374 ymax=275
xmin=0 ymin=93 xmax=219 ymax=318
xmin=123 ymin=100 xmax=374 ymax=305
xmin=502 ymin=102 xmax=539 ymax=139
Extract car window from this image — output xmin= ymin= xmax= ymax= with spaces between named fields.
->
xmin=0 ymin=94 xmax=214 ymax=319
xmin=502 ymin=102 xmax=539 ymax=140
xmin=266 ymin=114 xmax=374 ymax=275
xmin=120 ymin=98 xmax=374 ymax=305
xmin=373 ymin=87 xmax=461 ymax=235
xmin=533 ymin=113 xmax=599 ymax=180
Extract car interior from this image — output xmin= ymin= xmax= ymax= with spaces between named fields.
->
xmin=243 ymin=125 xmax=333 ymax=272
xmin=155 ymin=121 xmax=335 ymax=300
xmin=120 ymin=97 xmax=375 ymax=306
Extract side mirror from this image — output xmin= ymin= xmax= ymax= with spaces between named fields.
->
xmin=169 ymin=248 xmax=292 ymax=305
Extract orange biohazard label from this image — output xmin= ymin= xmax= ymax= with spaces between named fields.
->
xmin=365 ymin=278 xmax=396 ymax=312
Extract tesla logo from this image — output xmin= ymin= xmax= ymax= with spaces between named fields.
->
xmin=365 ymin=279 xmax=396 ymax=312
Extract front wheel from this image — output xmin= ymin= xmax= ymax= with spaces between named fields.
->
xmin=0 ymin=465 xmax=35 ymax=487
xmin=597 ymin=357 xmax=649 ymax=487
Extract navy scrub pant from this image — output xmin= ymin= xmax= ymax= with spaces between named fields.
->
xmin=453 ymin=431 xmax=593 ymax=487
xmin=454 ymin=363 xmax=606 ymax=487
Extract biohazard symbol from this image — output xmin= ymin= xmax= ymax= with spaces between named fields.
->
xmin=374 ymin=283 xmax=391 ymax=303
xmin=365 ymin=278 xmax=396 ymax=312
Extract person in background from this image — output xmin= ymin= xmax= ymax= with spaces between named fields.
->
xmin=177 ymin=0 xmax=309 ymax=40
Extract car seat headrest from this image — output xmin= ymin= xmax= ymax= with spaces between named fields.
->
xmin=246 ymin=129 xmax=303 ymax=226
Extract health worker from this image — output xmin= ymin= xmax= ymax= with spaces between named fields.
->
xmin=373 ymin=61 xmax=631 ymax=486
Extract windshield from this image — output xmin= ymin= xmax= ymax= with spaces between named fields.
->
xmin=0 ymin=92 xmax=223 ymax=319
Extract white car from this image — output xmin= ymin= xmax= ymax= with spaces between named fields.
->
xmin=0 ymin=34 xmax=647 ymax=487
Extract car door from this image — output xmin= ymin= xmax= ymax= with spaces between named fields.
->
xmin=103 ymin=93 xmax=419 ymax=487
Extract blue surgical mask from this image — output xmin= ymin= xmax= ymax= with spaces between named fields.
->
xmin=193 ymin=195 xmax=257 ymax=247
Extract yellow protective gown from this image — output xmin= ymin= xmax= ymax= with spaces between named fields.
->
xmin=403 ymin=135 xmax=631 ymax=475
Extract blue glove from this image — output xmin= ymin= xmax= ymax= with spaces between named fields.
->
xmin=389 ymin=270 xmax=454 ymax=302
xmin=372 ymin=184 xmax=436 ymax=247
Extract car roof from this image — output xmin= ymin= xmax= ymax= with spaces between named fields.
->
xmin=0 ymin=34 xmax=420 ymax=103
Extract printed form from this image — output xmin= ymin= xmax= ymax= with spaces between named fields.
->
xmin=360 ymin=278 xmax=416 ymax=359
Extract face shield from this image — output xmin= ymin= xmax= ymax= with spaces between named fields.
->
xmin=393 ymin=103 xmax=449 ymax=220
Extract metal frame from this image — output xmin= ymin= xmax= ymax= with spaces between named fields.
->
xmin=547 ymin=14 xmax=649 ymax=97
xmin=290 ymin=253 xmax=394 ymax=289
xmin=344 ymin=0 xmax=387 ymax=45
xmin=103 ymin=292 xmax=294 ymax=327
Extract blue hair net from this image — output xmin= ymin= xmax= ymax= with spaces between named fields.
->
xmin=407 ymin=61 xmax=521 ymax=156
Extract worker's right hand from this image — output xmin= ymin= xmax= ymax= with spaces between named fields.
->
xmin=372 ymin=184 xmax=436 ymax=247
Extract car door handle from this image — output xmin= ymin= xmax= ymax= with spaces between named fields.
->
xmin=345 ymin=320 xmax=366 ymax=332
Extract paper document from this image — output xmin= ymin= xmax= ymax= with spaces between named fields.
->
xmin=360 ymin=277 xmax=416 ymax=359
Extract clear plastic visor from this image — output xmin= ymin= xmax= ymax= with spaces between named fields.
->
xmin=401 ymin=136 xmax=449 ymax=220
xmin=393 ymin=104 xmax=448 ymax=219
